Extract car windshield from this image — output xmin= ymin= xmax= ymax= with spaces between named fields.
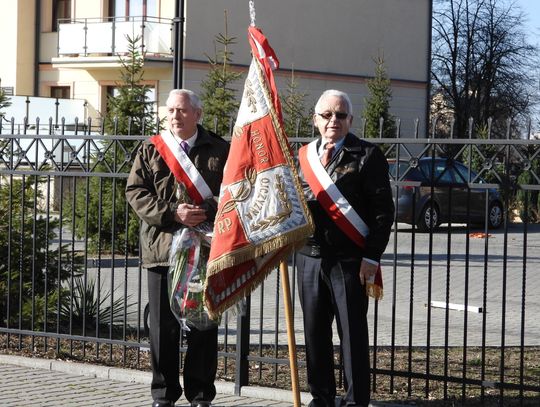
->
xmin=419 ymin=160 xmax=453 ymax=183
xmin=389 ymin=158 xmax=487 ymax=184
xmin=416 ymin=159 xmax=487 ymax=184
xmin=453 ymin=162 xmax=484 ymax=183
xmin=388 ymin=161 xmax=411 ymax=178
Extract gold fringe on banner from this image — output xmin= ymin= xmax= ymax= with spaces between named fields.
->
xmin=206 ymin=230 xmax=309 ymax=277
xmin=204 ymin=244 xmax=294 ymax=320
xmin=366 ymin=283 xmax=383 ymax=301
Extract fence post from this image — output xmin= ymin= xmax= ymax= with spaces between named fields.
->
xmin=234 ymin=296 xmax=251 ymax=395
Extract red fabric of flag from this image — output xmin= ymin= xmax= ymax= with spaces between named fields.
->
xmin=204 ymin=26 xmax=314 ymax=318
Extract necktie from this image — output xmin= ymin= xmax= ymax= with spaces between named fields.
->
xmin=321 ymin=142 xmax=335 ymax=167
xmin=180 ymin=140 xmax=190 ymax=155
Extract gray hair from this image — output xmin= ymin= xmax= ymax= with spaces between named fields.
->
xmin=314 ymin=89 xmax=353 ymax=115
xmin=167 ymin=89 xmax=202 ymax=110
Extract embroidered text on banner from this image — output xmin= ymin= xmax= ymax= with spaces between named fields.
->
xmin=204 ymin=26 xmax=314 ymax=318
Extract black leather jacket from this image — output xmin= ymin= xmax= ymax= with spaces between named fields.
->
xmin=298 ymin=133 xmax=394 ymax=262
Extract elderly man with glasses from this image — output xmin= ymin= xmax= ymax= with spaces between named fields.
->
xmin=297 ymin=89 xmax=395 ymax=407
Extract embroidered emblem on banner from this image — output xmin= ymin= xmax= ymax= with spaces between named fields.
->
xmin=204 ymin=26 xmax=314 ymax=318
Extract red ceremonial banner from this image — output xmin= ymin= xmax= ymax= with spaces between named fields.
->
xmin=204 ymin=26 xmax=314 ymax=318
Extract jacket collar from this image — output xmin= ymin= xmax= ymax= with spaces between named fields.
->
xmin=192 ymin=124 xmax=215 ymax=148
xmin=317 ymin=133 xmax=362 ymax=154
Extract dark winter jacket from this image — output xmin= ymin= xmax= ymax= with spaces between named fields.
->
xmin=298 ymin=133 xmax=394 ymax=262
xmin=125 ymin=125 xmax=229 ymax=268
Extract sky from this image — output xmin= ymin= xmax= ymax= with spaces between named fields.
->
xmin=515 ymin=0 xmax=540 ymax=45
xmin=515 ymin=0 xmax=540 ymax=122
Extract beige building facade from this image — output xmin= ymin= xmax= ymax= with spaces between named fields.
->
xmin=0 ymin=0 xmax=432 ymax=136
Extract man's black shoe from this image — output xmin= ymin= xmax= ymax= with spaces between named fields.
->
xmin=152 ymin=401 xmax=175 ymax=407
xmin=191 ymin=403 xmax=211 ymax=407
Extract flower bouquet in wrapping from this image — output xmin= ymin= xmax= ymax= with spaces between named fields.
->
xmin=168 ymin=224 xmax=218 ymax=331
xmin=167 ymin=181 xmax=219 ymax=331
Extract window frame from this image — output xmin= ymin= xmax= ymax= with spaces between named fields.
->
xmin=50 ymin=86 xmax=71 ymax=99
xmin=52 ymin=0 xmax=71 ymax=32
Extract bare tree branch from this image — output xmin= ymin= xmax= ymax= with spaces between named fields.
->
xmin=431 ymin=0 xmax=539 ymax=137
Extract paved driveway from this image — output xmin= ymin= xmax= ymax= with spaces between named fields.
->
xmin=83 ymin=222 xmax=540 ymax=348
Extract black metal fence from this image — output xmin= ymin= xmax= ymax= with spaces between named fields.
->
xmin=1 ymin=116 xmax=539 ymax=405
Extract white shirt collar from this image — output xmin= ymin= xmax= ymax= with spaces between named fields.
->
xmin=318 ymin=136 xmax=345 ymax=157
xmin=170 ymin=129 xmax=198 ymax=148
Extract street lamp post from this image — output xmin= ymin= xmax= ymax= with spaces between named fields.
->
xmin=172 ymin=0 xmax=185 ymax=89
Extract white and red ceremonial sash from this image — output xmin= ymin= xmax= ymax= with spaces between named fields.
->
xmin=299 ymin=140 xmax=368 ymax=246
xmin=204 ymin=26 xmax=314 ymax=318
xmin=150 ymin=132 xmax=213 ymax=204
xmin=298 ymin=140 xmax=384 ymax=300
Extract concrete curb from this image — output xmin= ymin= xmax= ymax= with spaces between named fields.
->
xmin=240 ymin=385 xmax=313 ymax=405
xmin=0 ymin=354 xmax=407 ymax=406
xmin=0 ymin=354 xmax=311 ymax=403
xmin=0 ymin=354 xmax=153 ymax=384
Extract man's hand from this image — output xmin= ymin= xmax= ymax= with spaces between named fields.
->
xmin=359 ymin=259 xmax=378 ymax=286
xmin=174 ymin=203 xmax=207 ymax=227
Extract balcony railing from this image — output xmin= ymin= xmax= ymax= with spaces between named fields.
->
xmin=1 ymin=96 xmax=87 ymax=126
xmin=57 ymin=16 xmax=172 ymax=57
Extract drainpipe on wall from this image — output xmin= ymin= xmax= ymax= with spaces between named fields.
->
xmin=34 ymin=0 xmax=41 ymax=96
xmin=172 ymin=0 xmax=185 ymax=89
xmin=426 ymin=0 xmax=433 ymax=136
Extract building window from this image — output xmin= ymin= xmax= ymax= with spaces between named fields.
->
xmin=1 ymin=87 xmax=14 ymax=96
xmin=109 ymin=0 xmax=158 ymax=18
xmin=50 ymin=86 xmax=71 ymax=99
xmin=52 ymin=0 xmax=71 ymax=32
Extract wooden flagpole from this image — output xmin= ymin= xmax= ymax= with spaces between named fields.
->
xmin=250 ymin=1 xmax=301 ymax=400
xmin=279 ymin=260 xmax=301 ymax=407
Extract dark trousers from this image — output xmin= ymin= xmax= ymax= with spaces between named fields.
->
xmin=297 ymin=253 xmax=370 ymax=407
xmin=148 ymin=266 xmax=218 ymax=404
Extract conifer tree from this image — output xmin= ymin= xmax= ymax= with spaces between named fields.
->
xmin=71 ymin=35 xmax=158 ymax=255
xmin=0 ymin=83 xmax=10 ymax=147
xmin=200 ymin=11 xmax=242 ymax=137
xmin=362 ymin=56 xmax=396 ymax=138
xmin=282 ymin=69 xmax=312 ymax=137
xmin=0 ymin=177 xmax=78 ymax=327
xmin=0 ymin=80 xmax=11 ymax=121
xmin=104 ymin=35 xmax=158 ymax=136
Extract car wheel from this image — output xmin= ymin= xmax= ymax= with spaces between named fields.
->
xmin=488 ymin=202 xmax=503 ymax=229
xmin=417 ymin=202 xmax=439 ymax=232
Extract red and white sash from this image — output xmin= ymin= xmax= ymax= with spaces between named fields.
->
xmin=150 ymin=132 xmax=213 ymax=204
xmin=299 ymin=139 xmax=384 ymax=300
xmin=298 ymin=139 xmax=369 ymax=248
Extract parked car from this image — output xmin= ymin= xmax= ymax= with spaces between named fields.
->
xmin=388 ymin=157 xmax=504 ymax=231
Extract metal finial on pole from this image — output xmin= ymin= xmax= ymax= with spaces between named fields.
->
xmin=249 ymin=1 xmax=256 ymax=26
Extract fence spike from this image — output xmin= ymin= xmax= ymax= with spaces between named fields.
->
xmin=467 ymin=117 xmax=474 ymax=139
xmin=431 ymin=116 xmax=438 ymax=138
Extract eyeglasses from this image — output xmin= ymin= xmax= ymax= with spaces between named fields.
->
xmin=316 ymin=111 xmax=349 ymax=120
